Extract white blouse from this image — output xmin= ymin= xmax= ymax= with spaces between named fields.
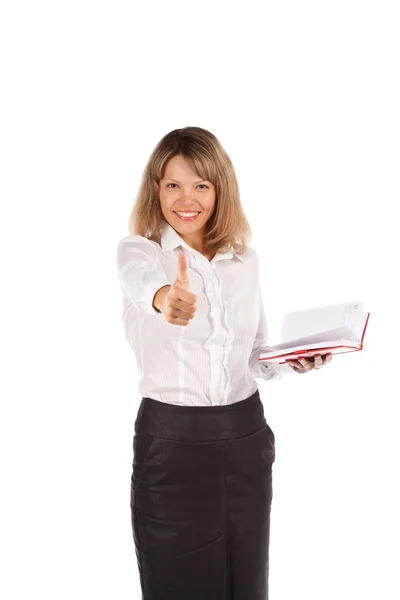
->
xmin=116 ymin=220 xmax=295 ymax=407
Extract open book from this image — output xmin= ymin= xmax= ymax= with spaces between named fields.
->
xmin=258 ymin=300 xmax=370 ymax=364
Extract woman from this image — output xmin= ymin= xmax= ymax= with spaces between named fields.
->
xmin=116 ymin=126 xmax=332 ymax=600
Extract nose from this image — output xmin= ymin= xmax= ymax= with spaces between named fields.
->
xmin=181 ymin=190 xmax=195 ymax=201
xmin=182 ymin=195 xmax=198 ymax=208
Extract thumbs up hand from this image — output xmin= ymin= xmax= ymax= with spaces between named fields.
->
xmin=175 ymin=251 xmax=190 ymax=291
xmin=159 ymin=252 xmax=197 ymax=326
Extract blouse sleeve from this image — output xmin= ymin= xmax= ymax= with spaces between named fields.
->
xmin=248 ymin=272 xmax=296 ymax=381
xmin=116 ymin=237 xmax=172 ymax=315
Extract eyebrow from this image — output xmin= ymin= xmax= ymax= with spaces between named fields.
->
xmin=163 ymin=177 xmax=209 ymax=184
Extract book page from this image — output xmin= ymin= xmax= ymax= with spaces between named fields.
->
xmin=344 ymin=301 xmax=368 ymax=341
xmin=281 ymin=300 xmax=365 ymax=343
xmin=268 ymin=327 xmax=359 ymax=351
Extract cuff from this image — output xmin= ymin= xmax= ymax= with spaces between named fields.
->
xmin=274 ymin=362 xmax=297 ymax=376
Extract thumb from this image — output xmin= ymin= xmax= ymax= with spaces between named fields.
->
xmin=176 ymin=252 xmax=189 ymax=290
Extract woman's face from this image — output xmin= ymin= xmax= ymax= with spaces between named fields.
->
xmin=158 ymin=155 xmax=216 ymax=250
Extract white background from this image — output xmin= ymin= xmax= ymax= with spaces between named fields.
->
xmin=1 ymin=1 xmax=399 ymax=598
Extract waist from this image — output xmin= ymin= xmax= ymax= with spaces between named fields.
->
xmin=134 ymin=389 xmax=267 ymax=442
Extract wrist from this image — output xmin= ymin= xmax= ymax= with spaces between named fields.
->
xmin=153 ymin=285 xmax=171 ymax=312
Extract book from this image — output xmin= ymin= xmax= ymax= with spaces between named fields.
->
xmin=258 ymin=300 xmax=370 ymax=364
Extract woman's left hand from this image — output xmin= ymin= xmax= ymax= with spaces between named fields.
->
xmin=285 ymin=353 xmax=332 ymax=373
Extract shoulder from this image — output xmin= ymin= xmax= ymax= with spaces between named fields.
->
xmin=117 ymin=235 xmax=160 ymax=259
xmin=117 ymin=234 xmax=157 ymax=248
xmin=234 ymin=243 xmax=259 ymax=264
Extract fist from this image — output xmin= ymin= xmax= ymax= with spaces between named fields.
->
xmin=162 ymin=252 xmax=197 ymax=326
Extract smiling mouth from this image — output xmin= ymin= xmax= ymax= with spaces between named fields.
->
xmin=173 ymin=211 xmax=201 ymax=221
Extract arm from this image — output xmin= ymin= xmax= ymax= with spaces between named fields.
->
xmin=248 ymin=282 xmax=296 ymax=381
xmin=116 ymin=238 xmax=172 ymax=315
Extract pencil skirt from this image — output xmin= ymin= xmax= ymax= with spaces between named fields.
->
xmin=130 ymin=388 xmax=276 ymax=600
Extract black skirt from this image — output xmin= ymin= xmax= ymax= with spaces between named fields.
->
xmin=130 ymin=388 xmax=275 ymax=600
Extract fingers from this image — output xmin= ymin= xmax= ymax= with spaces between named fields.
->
xmin=174 ymin=297 xmax=197 ymax=318
xmin=313 ymin=355 xmax=322 ymax=369
xmin=164 ymin=293 xmax=196 ymax=325
xmin=298 ymin=353 xmax=332 ymax=370
xmin=170 ymin=283 xmax=197 ymax=308
xmin=285 ymin=353 xmax=334 ymax=373
xmin=315 ymin=353 xmax=332 ymax=368
xmin=298 ymin=358 xmax=313 ymax=370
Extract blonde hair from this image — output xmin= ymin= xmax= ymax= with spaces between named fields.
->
xmin=128 ymin=126 xmax=252 ymax=256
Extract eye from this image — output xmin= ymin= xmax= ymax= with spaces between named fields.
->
xmin=166 ymin=183 xmax=209 ymax=189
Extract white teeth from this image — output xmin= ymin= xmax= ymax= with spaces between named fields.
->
xmin=176 ymin=212 xmax=199 ymax=217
